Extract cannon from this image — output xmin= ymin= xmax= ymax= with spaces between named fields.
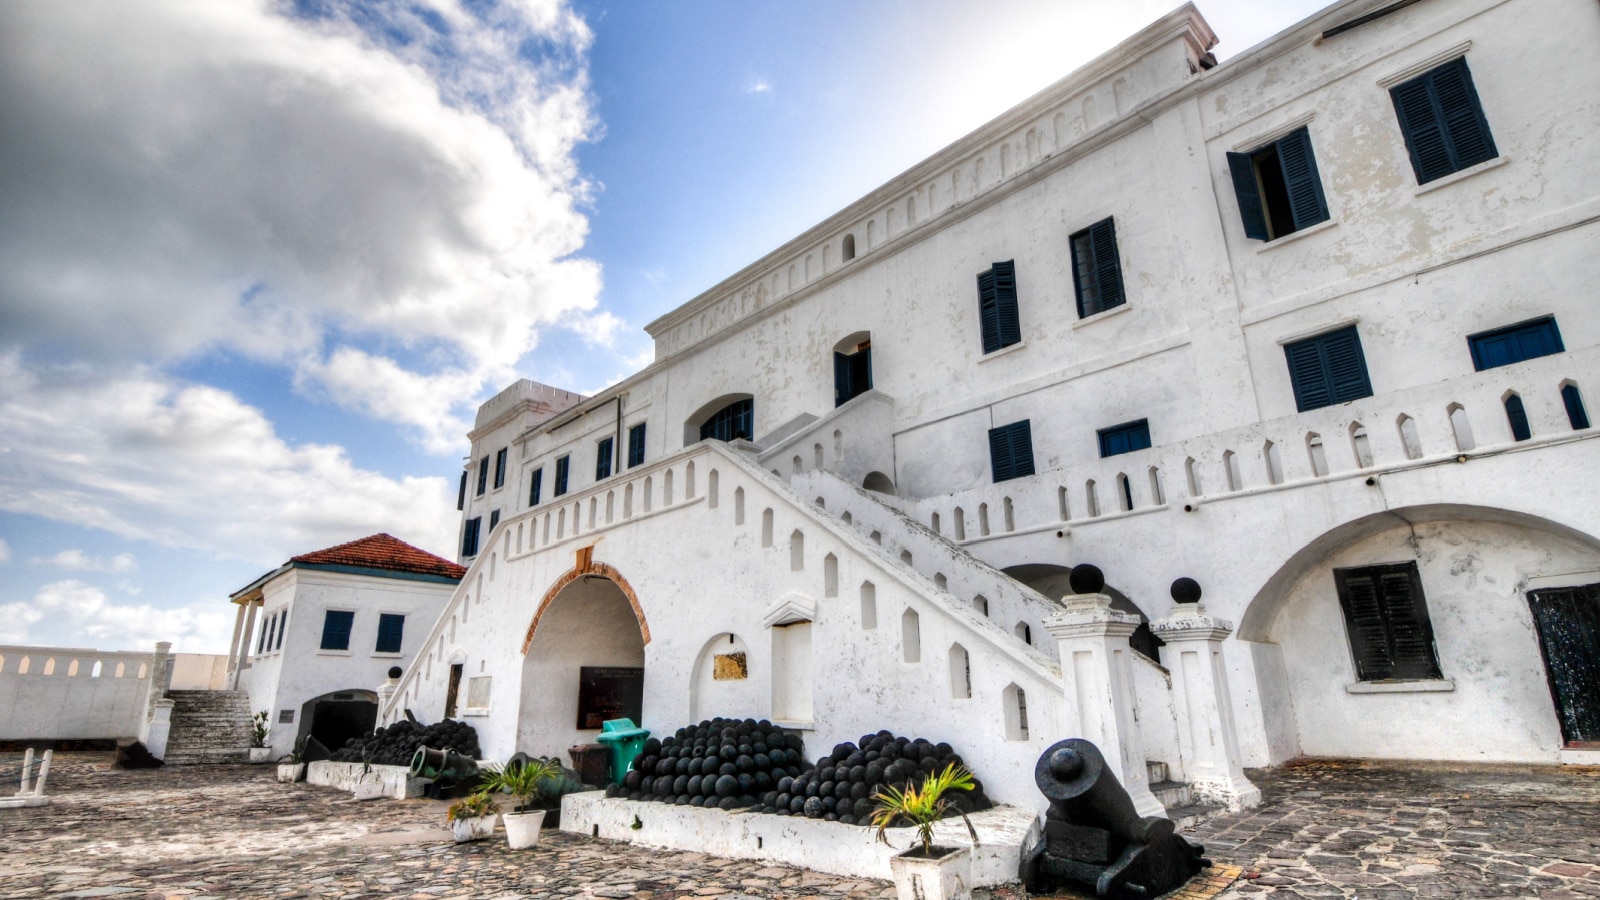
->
xmin=410 ymin=746 xmax=479 ymax=798
xmin=1020 ymin=738 xmax=1208 ymax=898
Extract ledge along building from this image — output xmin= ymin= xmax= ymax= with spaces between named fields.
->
xmin=382 ymin=0 xmax=1600 ymax=818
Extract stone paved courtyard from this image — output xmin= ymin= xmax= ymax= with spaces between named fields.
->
xmin=3 ymin=753 xmax=1598 ymax=899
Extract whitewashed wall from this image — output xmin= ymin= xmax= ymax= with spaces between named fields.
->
xmin=0 ymin=646 xmax=154 ymax=740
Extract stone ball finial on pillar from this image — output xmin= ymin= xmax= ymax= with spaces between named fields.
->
xmin=387 ymin=666 xmax=403 ymax=680
xmin=1170 ymin=577 xmax=1202 ymax=605
xmin=1068 ymin=564 xmax=1105 ymax=595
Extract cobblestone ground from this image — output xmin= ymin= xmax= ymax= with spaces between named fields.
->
xmin=3 ymin=753 xmax=1598 ymax=899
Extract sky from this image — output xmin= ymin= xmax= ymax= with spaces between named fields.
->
xmin=0 ymin=0 xmax=1332 ymax=654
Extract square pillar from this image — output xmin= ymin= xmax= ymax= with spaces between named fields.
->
xmin=225 ymin=601 xmax=249 ymax=686
xmin=1150 ymin=605 xmax=1260 ymax=810
xmin=1045 ymin=593 xmax=1164 ymax=818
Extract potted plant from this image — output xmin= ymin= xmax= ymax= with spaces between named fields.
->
xmin=248 ymin=711 xmax=272 ymax=763
xmin=446 ymin=791 xmax=501 ymax=843
xmin=277 ymin=738 xmax=307 ymax=783
xmin=871 ymin=763 xmax=981 ymax=900
xmin=479 ymin=757 xmax=563 ymax=849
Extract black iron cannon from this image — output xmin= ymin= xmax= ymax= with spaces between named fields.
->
xmin=1021 ymin=738 xmax=1208 ymax=898
xmin=410 ymin=745 xmax=479 ymax=798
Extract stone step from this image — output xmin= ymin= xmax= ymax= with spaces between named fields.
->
xmin=1146 ymin=760 xmax=1169 ymax=784
xmin=1168 ymin=802 xmax=1225 ymax=832
xmin=1150 ymin=779 xmax=1193 ymax=810
xmin=162 ymin=749 xmax=249 ymax=766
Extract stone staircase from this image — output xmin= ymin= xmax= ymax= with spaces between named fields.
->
xmin=162 ymin=690 xmax=252 ymax=765
xmin=1146 ymin=760 xmax=1222 ymax=830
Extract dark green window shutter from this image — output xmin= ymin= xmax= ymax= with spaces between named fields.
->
xmin=596 ymin=437 xmax=614 ymax=480
xmin=476 ymin=457 xmax=489 ymax=495
xmin=627 ymin=423 xmax=647 ymax=467
xmin=977 ymin=269 xmax=1001 ymax=352
xmin=992 ymin=261 xmax=1020 ymax=347
xmin=375 ymin=614 xmax=405 ymax=654
xmin=461 ymin=517 xmax=481 ymax=557
xmin=1275 ymin=128 xmax=1329 ymax=232
xmin=1391 ymin=58 xmax=1497 ymax=184
xmin=1504 ymin=395 xmax=1531 ymax=441
xmin=554 ymin=456 xmax=569 ymax=495
xmin=1336 ymin=563 xmax=1442 ymax=682
xmin=1227 ymin=151 xmax=1270 ymax=240
xmin=1284 ymin=326 xmax=1373 ymax=412
xmin=834 ymin=351 xmax=852 ymax=407
xmin=489 ymin=509 xmax=500 ymax=531
xmin=494 ymin=448 xmax=508 ymax=488
xmin=529 ymin=468 xmax=542 ymax=506
xmin=988 ymin=420 xmax=1034 ymax=483
xmin=320 ymin=610 xmax=355 ymax=651
xmin=1071 ymin=219 xmax=1125 ymax=318
xmin=456 ymin=471 xmax=467 ymax=511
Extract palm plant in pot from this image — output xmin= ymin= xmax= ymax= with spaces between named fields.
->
xmin=248 ymin=711 xmax=272 ymax=763
xmin=276 ymin=738 xmax=308 ymax=783
xmin=872 ymin=763 xmax=980 ymax=900
xmin=446 ymin=791 xmax=501 ymax=843
xmin=479 ymin=757 xmax=563 ymax=849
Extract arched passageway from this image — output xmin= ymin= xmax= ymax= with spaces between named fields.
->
xmin=299 ymin=689 xmax=377 ymax=753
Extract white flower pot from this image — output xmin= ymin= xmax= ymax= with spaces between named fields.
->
xmin=889 ymin=845 xmax=971 ymax=900
xmin=276 ymin=763 xmax=305 ymax=783
xmin=451 ymin=814 xmax=498 ymax=843
xmin=248 ymin=748 xmax=273 ymax=764
xmin=503 ymin=809 xmax=547 ymax=849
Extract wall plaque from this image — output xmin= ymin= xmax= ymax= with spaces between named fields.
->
xmin=713 ymin=652 xmax=748 ymax=680
xmin=576 ymin=666 xmax=644 ymax=730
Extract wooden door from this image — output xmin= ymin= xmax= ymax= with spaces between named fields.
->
xmin=444 ymin=664 xmax=463 ymax=720
xmin=1528 ymin=583 xmax=1600 ymax=746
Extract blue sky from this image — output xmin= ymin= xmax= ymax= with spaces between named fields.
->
xmin=0 ymin=0 xmax=1329 ymax=653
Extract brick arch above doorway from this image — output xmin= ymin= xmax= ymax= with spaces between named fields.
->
xmin=521 ymin=554 xmax=651 ymax=653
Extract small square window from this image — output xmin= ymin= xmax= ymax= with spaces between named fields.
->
xmin=278 ymin=709 xmax=295 ymax=724
xmin=1334 ymin=562 xmax=1442 ymax=682
xmin=1467 ymin=316 xmax=1562 ymax=371
xmin=320 ymin=610 xmax=355 ymax=651
xmin=1284 ymin=326 xmax=1373 ymax=413
xmin=1098 ymin=420 xmax=1151 ymax=458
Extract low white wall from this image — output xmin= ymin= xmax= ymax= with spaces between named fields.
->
xmin=562 ymin=791 xmax=1040 ymax=886
xmin=0 ymin=646 xmax=153 ymax=740
xmin=305 ymin=760 xmax=430 ymax=799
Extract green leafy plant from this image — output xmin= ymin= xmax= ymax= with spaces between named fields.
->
xmin=447 ymin=791 xmax=501 ymax=823
xmin=870 ymin=763 xmax=980 ymax=858
xmin=478 ymin=757 xmax=563 ymax=812
xmin=278 ymin=736 xmax=308 ymax=765
xmin=250 ymin=711 xmax=271 ymax=748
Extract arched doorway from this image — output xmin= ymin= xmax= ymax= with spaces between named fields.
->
xmin=833 ymin=331 xmax=872 ymax=407
xmin=299 ymin=689 xmax=378 ymax=754
xmin=1004 ymin=563 xmax=1164 ymax=663
xmin=518 ymin=567 xmax=648 ymax=756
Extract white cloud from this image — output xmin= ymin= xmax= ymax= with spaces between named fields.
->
xmin=33 ymin=550 xmax=137 ymax=573
xmin=745 ymin=76 xmax=772 ymax=94
xmin=0 ymin=0 xmax=604 ymax=448
xmin=0 ymin=355 xmax=458 ymax=568
xmin=0 ymin=579 xmax=232 ymax=653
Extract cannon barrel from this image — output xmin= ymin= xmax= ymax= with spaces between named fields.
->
xmin=1034 ymin=738 xmax=1145 ymax=841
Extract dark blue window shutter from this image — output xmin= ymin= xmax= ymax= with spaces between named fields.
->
xmin=1469 ymin=317 xmax=1563 ymax=371
xmin=456 ymin=472 xmax=467 ymax=511
xmin=628 ymin=423 xmax=646 ymax=467
xmin=1392 ymin=58 xmax=1497 ymax=184
xmin=489 ymin=509 xmax=500 ymax=531
xmin=596 ymin=438 xmax=614 ymax=480
xmin=1275 ymin=128 xmax=1329 ymax=232
xmin=977 ymin=268 xmax=1002 ymax=353
xmin=1432 ymin=59 xmax=1496 ymax=170
xmin=320 ymin=610 xmax=355 ymax=651
xmin=834 ymin=352 xmax=852 ymax=407
xmin=476 ymin=457 xmax=489 ymax=495
xmin=275 ymin=611 xmax=287 ymax=650
xmin=375 ymin=614 xmax=405 ymax=653
xmin=554 ymin=456 xmax=569 ymax=495
xmin=493 ymin=448 xmax=507 ymax=488
xmin=1098 ymin=420 xmax=1152 ymax=458
xmin=1089 ymin=220 xmax=1125 ymax=315
xmin=1563 ymin=384 xmax=1590 ymax=430
xmin=461 ymin=516 xmax=481 ymax=557
xmin=529 ymin=468 xmax=542 ymax=505
xmin=1227 ymin=151 xmax=1270 ymax=240
xmin=992 ymin=261 xmax=1021 ymax=348
xmin=1285 ymin=326 xmax=1373 ymax=413
xmin=1504 ymin=395 xmax=1531 ymax=441
xmin=988 ymin=420 xmax=1034 ymax=483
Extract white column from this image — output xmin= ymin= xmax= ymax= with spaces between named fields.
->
xmin=225 ymin=601 xmax=248 ymax=687
xmin=1045 ymin=592 xmax=1164 ymax=818
xmin=1150 ymin=605 xmax=1260 ymax=811
xmin=238 ymin=600 xmax=260 ymax=680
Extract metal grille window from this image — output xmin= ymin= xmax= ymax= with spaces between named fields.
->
xmin=699 ymin=399 xmax=754 ymax=442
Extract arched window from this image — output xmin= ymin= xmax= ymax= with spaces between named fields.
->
xmin=833 ymin=332 xmax=873 ymax=407
xmin=1563 ymin=383 xmax=1591 ymax=430
xmin=1503 ymin=393 xmax=1531 ymax=441
xmin=842 ymin=233 xmax=856 ymax=261
xmin=689 ymin=395 xmax=754 ymax=444
xmin=1397 ymin=414 xmax=1422 ymax=459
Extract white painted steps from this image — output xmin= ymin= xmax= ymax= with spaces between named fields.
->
xmin=161 ymin=690 xmax=252 ymax=765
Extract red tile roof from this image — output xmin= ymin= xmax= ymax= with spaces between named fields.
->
xmin=290 ymin=533 xmax=466 ymax=580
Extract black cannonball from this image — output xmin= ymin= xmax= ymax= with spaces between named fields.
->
xmin=1069 ymin=563 xmax=1105 ymax=594
xmin=658 ymin=757 xmax=677 ymax=776
xmin=753 ymin=752 xmax=771 ymax=770
xmin=762 ymin=791 xmax=777 ymax=806
xmin=789 ymin=796 xmax=806 ymax=814
xmin=803 ymin=797 xmax=824 ymax=818
xmin=752 ymin=742 xmax=769 ymax=756
xmin=804 ymin=780 xmax=820 ymax=798
xmin=642 ymin=738 xmax=662 ymax=757
xmin=864 ymin=750 xmax=880 ymax=762
xmin=776 ymin=808 xmax=790 ymax=816
xmin=737 ymin=773 xmax=755 ymax=793
xmin=935 ymin=742 xmax=954 ymax=758
xmin=736 ymin=754 xmax=755 ymax=773
xmin=784 ymin=734 xmax=803 ymax=751
xmin=820 ymin=780 xmax=836 ymax=798
xmin=865 ymin=761 xmax=885 ymax=783
xmin=769 ymin=767 xmax=786 ymax=784
xmin=669 ymin=774 xmax=686 ymax=794
xmin=763 ymin=806 xmax=777 ymax=815
xmin=605 ymin=784 xmax=622 ymax=798
xmin=1171 ymin=576 xmax=1202 ymax=605
xmin=880 ymin=743 xmax=900 ymax=761
xmin=844 ymin=751 xmax=865 ymax=768
xmin=627 ymin=791 xmax=640 ymax=801
xmin=714 ymin=774 xmax=738 ymax=798
xmin=624 ymin=770 xmax=642 ymax=790
xmin=834 ymin=781 xmax=851 ymax=800
xmin=850 ymin=781 xmax=870 ymax=800
xmin=819 ymin=766 xmax=836 ymax=783
xmin=832 ymin=743 xmax=853 ymax=761
xmin=849 ymin=765 xmax=867 ymax=783
xmin=719 ymin=744 xmax=738 ymax=761
xmin=717 ymin=796 xmax=740 ymax=811
xmin=786 ymin=765 xmax=801 ymax=778
xmin=673 ymin=757 xmax=689 ymax=775
xmin=637 ymin=755 xmax=658 ymax=774
xmin=824 ymin=812 xmax=838 ymax=821
xmin=854 ymin=797 xmax=874 ymax=818
xmin=754 ymin=771 xmax=772 ymax=790
xmin=687 ymin=774 xmax=704 ymax=795
xmin=738 ymin=742 xmax=754 ymax=756
xmin=777 ymin=776 xmax=794 ymax=793
xmin=719 ymin=762 xmax=738 ymax=778
xmin=767 ymin=731 xmax=785 ymax=746
xmin=920 ymin=757 xmax=938 ymax=775
xmin=675 ymin=794 xmax=691 ymax=806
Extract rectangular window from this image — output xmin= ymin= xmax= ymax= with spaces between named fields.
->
xmin=988 ymin=420 xmax=1036 ymax=483
xmin=1468 ymin=316 xmax=1563 ymax=371
xmin=1098 ymin=419 xmax=1152 ymax=458
xmin=627 ymin=423 xmax=647 ymax=468
xmin=554 ymin=455 xmax=570 ymax=496
xmin=1227 ymin=127 xmax=1330 ymax=241
xmin=456 ymin=471 xmax=467 ymax=511
xmin=1284 ymin=325 xmax=1373 ymax=412
xmin=319 ymin=610 xmax=355 ymax=652
xmin=461 ymin=516 xmax=481 ymax=557
xmin=1334 ymin=562 xmax=1442 ymax=682
xmin=1069 ymin=218 xmax=1126 ymax=318
xmin=375 ymin=613 xmax=405 ymax=654
xmin=493 ymin=448 xmax=508 ymax=489
xmin=977 ymin=260 xmax=1021 ymax=353
xmin=834 ymin=344 xmax=873 ymax=407
xmin=489 ymin=509 xmax=500 ymax=531
xmin=528 ymin=467 xmax=543 ymax=506
xmin=475 ymin=456 xmax=489 ymax=496
xmin=596 ymin=437 xmax=614 ymax=480
xmin=1390 ymin=57 xmax=1497 ymax=185
xmin=274 ymin=610 xmax=287 ymax=651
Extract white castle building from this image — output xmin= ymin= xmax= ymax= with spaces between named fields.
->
xmin=382 ymin=0 xmax=1600 ymax=817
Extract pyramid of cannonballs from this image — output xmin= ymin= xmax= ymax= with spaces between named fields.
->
xmin=774 ymin=731 xmax=993 ymax=824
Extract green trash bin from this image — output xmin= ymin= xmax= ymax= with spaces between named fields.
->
xmin=594 ymin=718 xmax=650 ymax=785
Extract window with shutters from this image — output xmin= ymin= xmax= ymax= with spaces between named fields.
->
xmin=456 ymin=471 xmax=467 ymax=511
xmin=988 ymin=420 xmax=1035 ymax=483
xmin=1468 ymin=316 xmax=1563 ymax=371
xmin=627 ymin=423 xmax=647 ymax=468
xmin=489 ymin=508 xmax=500 ymax=531
xmin=977 ymin=261 xmax=1021 ymax=353
xmin=596 ymin=437 xmax=614 ymax=480
xmin=1227 ymin=127 xmax=1330 ymax=241
xmin=475 ymin=456 xmax=489 ymax=496
xmin=699 ymin=398 xmax=754 ymax=442
xmin=461 ymin=516 xmax=482 ymax=557
xmin=1390 ymin=57 xmax=1497 ymax=185
xmin=834 ymin=340 xmax=873 ymax=407
xmin=320 ymin=609 xmax=356 ymax=652
xmin=1284 ymin=326 xmax=1373 ymax=412
xmin=1334 ymin=562 xmax=1443 ymax=682
xmin=493 ymin=448 xmax=508 ymax=489
xmin=1098 ymin=419 xmax=1152 ymax=458
xmin=1069 ymin=218 xmax=1125 ymax=318
xmin=554 ymin=455 xmax=570 ymax=496
xmin=375 ymin=613 xmax=405 ymax=654
xmin=275 ymin=610 xmax=287 ymax=651
xmin=528 ymin=467 xmax=543 ymax=506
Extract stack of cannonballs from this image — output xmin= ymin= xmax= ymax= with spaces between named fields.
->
xmin=330 ymin=718 xmax=481 ymax=766
xmin=770 ymin=731 xmax=993 ymax=824
xmin=605 ymin=717 xmax=806 ymax=810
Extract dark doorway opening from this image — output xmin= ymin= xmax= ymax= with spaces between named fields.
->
xmin=299 ymin=691 xmax=378 ymax=754
xmin=445 ymin=663 xmax=464 ymax=719
xmin=1528 ymin=583 xmax=1600 ymax=746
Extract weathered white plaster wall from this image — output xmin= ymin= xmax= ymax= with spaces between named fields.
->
xmin=0 ymin=646 xmax=153 ymax=740
xmin=515 ymin=578 xmax=646 ymax=757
